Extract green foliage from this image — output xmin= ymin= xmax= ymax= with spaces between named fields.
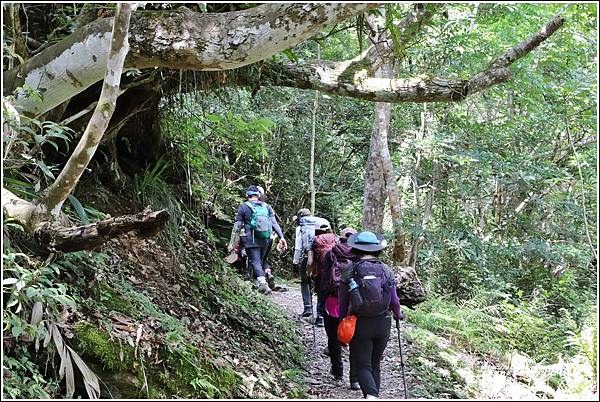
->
xmin=3 ymin=346 xmax=59 ymax=399
xmin=3 ymin=251 xmax=76 ymax=340
xmin=3 ymin=107 xmax=75 ymax=195
xmin=407 ymin=291 xmax=580 ymax=364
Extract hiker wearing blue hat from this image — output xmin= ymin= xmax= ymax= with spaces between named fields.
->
xmin=230 ymin=185 xmax=287 ymax=294
xmin=339 ymin=230 xmax=404 ymax=399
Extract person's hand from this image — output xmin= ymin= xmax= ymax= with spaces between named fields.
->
xmin=341 ymin=267 xmax=353 ymax=283
xmin=394 ymin=310 xmax=405 ymax=321
xmin=277 ymin=238 xmax=288 ymax=253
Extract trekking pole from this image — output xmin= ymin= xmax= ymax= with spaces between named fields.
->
xmin=395 ymin=318 xmax=408 ymax=399
xmin=308 ymin=277 xmax=316 ymax=346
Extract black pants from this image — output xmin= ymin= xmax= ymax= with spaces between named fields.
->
xmin=299 ymin=258 xmax=323 ymax=317
xmin=324 ymin=312 xmax=358 ymax=383
xmin=349 ymin=313 xmax=391 ymax=397
xmin=324 ymin=313 xmax=343 ymax=376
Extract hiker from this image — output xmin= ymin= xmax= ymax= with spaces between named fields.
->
xmin=339 ymin=231 xmax=404 ymax=399
xmin=293 ymin=208 xmax=318 ymax=317
xmin=310 ymin=217 xmax=338 ymax=327
xmin=257 ymin=186 xmax=276 ymax=289
xmin=231 ymin=185 xmax=287 ymax=294
xmin=318 ymin=227 xmax=360 ymax=388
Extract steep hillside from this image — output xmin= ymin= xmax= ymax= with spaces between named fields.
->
xmin=3 ymin=177 xmax=305 ymax=399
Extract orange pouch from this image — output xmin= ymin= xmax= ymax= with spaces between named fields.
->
xmin=337 ymin=315 xmax=357 ymax=345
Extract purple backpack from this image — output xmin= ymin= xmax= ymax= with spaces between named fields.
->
xmin=352 ymin=259 xmax=392 ymax=317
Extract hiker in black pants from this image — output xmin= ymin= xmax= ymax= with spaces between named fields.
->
xmin=339 ymin=231 xmax=404 ymax=400
xmin=319 ymin=227 xmax=360 ymax=389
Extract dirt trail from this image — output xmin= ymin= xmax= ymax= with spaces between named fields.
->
xmin=271 ymin=283 xmax=416 ymax=400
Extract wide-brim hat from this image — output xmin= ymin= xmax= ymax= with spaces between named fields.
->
xmin=347 ymin=231 xmax=387 ymax=252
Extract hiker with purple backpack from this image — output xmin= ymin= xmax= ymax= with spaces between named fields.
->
xmin=339 ymin=231 xmax=404 ymax=400
xmin=318 ymin=227 xmax=361 ymax=389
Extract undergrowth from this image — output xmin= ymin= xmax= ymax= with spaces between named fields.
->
xmin=405 ymin=291 xmax=597 ymax=398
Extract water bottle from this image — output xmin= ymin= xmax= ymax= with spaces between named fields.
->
xmin=348 ymin=278 xmax=364 ymax=311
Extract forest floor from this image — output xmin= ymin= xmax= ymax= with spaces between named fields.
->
xmin=271 ymin=283 xmax=416 ymax=399
xmin=270 ymin=282 xmax=565 ymax=400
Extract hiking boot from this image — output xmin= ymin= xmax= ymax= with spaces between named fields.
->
xmin=301 ymin=306 xmax=313 ymax=317
xmin=315 ymin=315 xmax=324 ymax=327
xmin=366 ymin=395 xmax=379 ymax=400
xmin=350 ymin=382 xmax=361 ymax=391
xmin=258 ymin=282 xmax=272 ymax=294
xmin=266 ymin=273 xmax=276 ymax=290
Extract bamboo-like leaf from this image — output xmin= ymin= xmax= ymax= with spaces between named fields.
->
xmin=64 ymin=350 xmax=75 ymax=398
xmin=2 ymin=278 xmax=18 ymax=286
xmin=30 ymin=301 xmax=44 ymax=326
xmin=36 ymin=160 xmax=56 ymax=180
xmin=43 ymin=322 xmax=52 ymax=347
xmin=67 ymin=195 xmax=90 ymax=224
xmin=67 ymin=345 xmax=100 ymax=399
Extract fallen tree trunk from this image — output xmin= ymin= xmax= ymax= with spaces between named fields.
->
xmin=34 ymin=208 xmax=170 ymax=253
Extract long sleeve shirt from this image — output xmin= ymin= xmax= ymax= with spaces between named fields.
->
xmin=338 ymin=258 xmax=402 ymax=320
xmin=234 ymin=201 xmax=284 ymax=248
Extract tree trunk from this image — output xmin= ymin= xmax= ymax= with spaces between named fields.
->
xmin=309 ymin=45 xmax=320 ymax=214
xmin=43 ymin=3 xmax=132 ymax=217
xmin=362 ymin=86 xmax=386 ymax=232
xmin=376 ymin=63 xmax=406 ymax=264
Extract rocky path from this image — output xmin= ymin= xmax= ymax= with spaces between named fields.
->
xmin=271 ymin=283 xmax=416 ymax=400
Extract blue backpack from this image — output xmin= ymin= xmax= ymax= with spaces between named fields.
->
xmin=351 ymin=259 xmax=392 ymax=317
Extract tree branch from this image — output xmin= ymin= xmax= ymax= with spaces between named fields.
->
xmin=43 ymin=4 xmax=132 ymax=217
xmin=4 ymin=3 xmax=378 ymax=115
xmin=253 ymin=13 xmax=564 ymax=103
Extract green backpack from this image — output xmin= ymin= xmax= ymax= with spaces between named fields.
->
xmin=245 ymin=201 xmax=273 ymax=239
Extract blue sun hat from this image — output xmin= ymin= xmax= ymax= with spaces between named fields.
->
xmin=246 ymin=185 xmax=260 ymax=196
xmin=347 ymin=231 xmax=388 ymax=252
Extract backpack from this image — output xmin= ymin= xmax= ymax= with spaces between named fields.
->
xmin=330 ymin=242 xmax=354 ymax=291
xmin=245 ymin=201 xmax=272 ymax=239
xmin=312 ymin=233 xmax=338 ymax=277
xmin=351 ymin=259 xmax=392 ymax=317
xmin=299 ymin=216 xmax=318 ymax=252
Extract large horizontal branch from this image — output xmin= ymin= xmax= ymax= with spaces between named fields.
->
xmin=4 ymin=3 xmax=377 ymax=115
xmin=250 ymin=14 xmax=564 ymax=103
xmin=34 ymin=208 xmax=170 ymax=253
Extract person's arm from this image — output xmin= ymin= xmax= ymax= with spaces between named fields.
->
xmin=234 ymin=203 xmax=244 ymax=227
xmin=268 ymin=204 xmax=288 ymax=252
xmin=386 ymin=267 xmax=404 ymax=320
xmin=268 ymin=205 xmax=285 ymax=239
xmin=338 ymin=267 xmax=350 ymax=318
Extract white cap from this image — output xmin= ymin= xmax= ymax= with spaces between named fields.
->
xmin=257 ymin=186 xmax=265 ymax=196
